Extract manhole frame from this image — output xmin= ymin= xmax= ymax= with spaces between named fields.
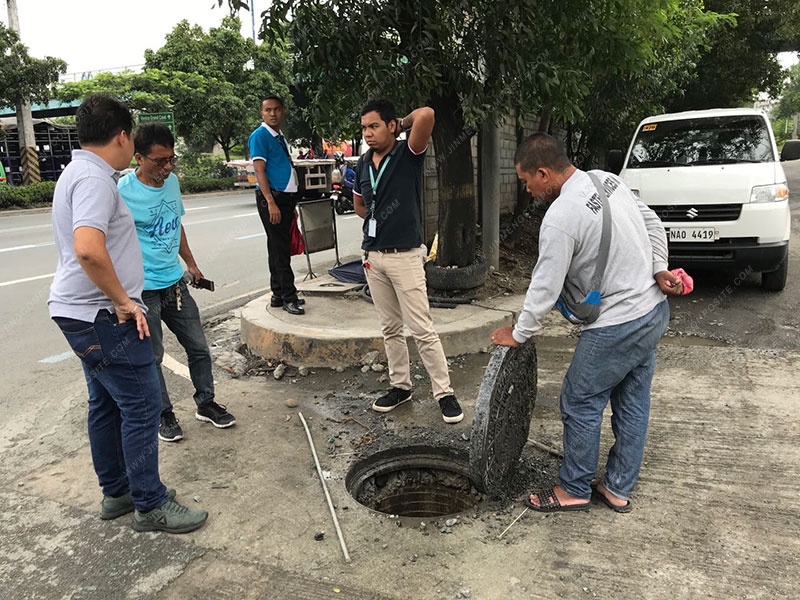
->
xmin=344 ymin=444 xmax=484 ymax=520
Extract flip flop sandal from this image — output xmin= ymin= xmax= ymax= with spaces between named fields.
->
xmin=524 ymin=488 xmax=591 ymax=513
xmin=590 ymin=485 xmax=632 ymax=513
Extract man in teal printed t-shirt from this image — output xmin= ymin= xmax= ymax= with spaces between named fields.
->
xmin=118 ymin=123 xmax=236 ymax=442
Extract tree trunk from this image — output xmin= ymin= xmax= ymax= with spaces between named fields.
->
xmin=537 ymin=105 xmax=551 ymax=133
xmin=430 ymin=92 xmax=476 ymax=267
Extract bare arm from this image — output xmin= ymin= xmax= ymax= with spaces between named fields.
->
xmin=354 ymin=192 xmax=366 ymax=219
xmin=74 ymin=226 xmax=149 ymax=338
xmin=400 ymin=107 xmax=435 ymax=154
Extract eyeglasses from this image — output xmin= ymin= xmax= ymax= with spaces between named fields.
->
xmin=142 ymin=154 xmax=178 ymax=168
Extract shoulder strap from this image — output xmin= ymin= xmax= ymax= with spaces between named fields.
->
xmin=586 ymin=172 xmax=612 ymax=293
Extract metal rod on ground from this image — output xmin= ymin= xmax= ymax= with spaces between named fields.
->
xmin=298 ymin=412 xmax=351 ymax=563
xmin=498 ymin=507 xmax=529 ymax=540
xmin=527 ymin=438 xmax=564 ymax=459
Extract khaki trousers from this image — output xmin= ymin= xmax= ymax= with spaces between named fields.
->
xmin=365 ymin=247 xmax=453 ymax=400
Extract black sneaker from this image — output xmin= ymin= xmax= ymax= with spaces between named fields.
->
xmin=159 ymin=412 xmax=184 ymax=442
xmin=438 ymin=395 xmax=464 ymax=424
xmin=195 ymin=401 xmax=236 ymax=428
xmin=372 ymin=387 xmax=412 ymax=413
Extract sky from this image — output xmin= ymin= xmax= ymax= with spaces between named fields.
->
xmin=0 ymin=0 xmax=269 ymax=75
xmin=1 ymin=0 xmax=798 ymax=77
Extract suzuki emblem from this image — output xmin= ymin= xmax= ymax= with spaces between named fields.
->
xmin=686 ymin=208 xmax=699 ymax=219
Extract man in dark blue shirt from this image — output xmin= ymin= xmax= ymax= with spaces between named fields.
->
xmin=248 ymin=95 xmax=305 ymax=315
xmin=353 ymin=98 xmax=463 ymax=424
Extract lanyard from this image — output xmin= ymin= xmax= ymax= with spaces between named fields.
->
xmin=369 ymin=156 xmax=391 ymax=195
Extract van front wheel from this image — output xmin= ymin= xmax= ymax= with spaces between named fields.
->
xmin=761 ymin=257 xmax=788 ymax=292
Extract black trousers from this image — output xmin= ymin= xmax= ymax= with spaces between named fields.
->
xmin=256 ymin=189 xmax=298 ymax=303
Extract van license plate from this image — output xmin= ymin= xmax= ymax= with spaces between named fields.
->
xmin=668 ymin=227 xmax=718 ymax=242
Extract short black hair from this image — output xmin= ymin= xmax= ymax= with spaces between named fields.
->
xmin=360 ymin=98 xmax=397 ymax=125
xmin=75 ymin=93 xmax=134 ymax=146
xmin=134 ymin=123 xmax=175 ymax=156
xmin=514 ymin=133 xmax=572 ymax=173
xmin=261 ymin=95 xmax=284 ymax=108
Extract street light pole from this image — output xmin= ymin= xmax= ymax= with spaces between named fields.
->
xmin=6 ymin=0 xmax=41 ymax=185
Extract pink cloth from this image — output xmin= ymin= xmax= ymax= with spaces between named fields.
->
xmin=670 ymin=268 xmax=694 ymax=295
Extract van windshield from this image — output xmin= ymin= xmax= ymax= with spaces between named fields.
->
xmin=627 ymin=115 xmax=774 ymax=169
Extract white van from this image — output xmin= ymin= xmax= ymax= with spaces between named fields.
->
xmin=611 ymin=108 xmax=793 ymax=291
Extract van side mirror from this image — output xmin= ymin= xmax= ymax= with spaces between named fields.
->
xmin=605 ymin=149 xmax=625 ymax=175
xmin=781 ymin=140 xmax=800 ymax=162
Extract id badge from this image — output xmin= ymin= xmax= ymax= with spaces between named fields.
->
xmin=368 ymin=218 xmax=377 ymax=237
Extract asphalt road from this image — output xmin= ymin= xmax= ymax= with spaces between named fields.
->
xmin=0 ymin=190 xmax=364 ymax=463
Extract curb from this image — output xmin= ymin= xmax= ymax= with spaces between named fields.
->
xmin=240 ymin=293 xmax=518 ymax=368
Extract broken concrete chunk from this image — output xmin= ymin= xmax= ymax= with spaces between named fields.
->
xmin=360 ymin=365 xmax=370 ymax=373
xmin=273 ymin=364 xmax=286 ymax=380
xmin=360 ymin=350 xmax=380 ymax=366
xmin=371 ymin=363 xmax=385 ymax=372
xmin=298 ymin=366 xmax=309 ymax=376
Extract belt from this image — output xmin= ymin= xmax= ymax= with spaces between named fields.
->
xmin=376 ymin=247 xmax=415 ymax=253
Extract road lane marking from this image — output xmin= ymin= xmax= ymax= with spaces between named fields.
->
xmin=0 ymin=272 xmax=55 ymax=287
xmin=184 ymin=212 xmax=257 ymax=227
xmin=162 ymin=352 xmax=191 ymax=380
xmin=236 ymin=232 xmax=266 ymax=240
xmin=0 ymin=241 xmax=55 ymax=253
xmin=184 ymin=206 xmax=210 ymax=212
xmin=163 ymin=352 xmax=217 ymax=384
xmin=39 ymin=350 xmax=75 ymax=364
xmin=0 ymin=223 xmax=51 ymax=234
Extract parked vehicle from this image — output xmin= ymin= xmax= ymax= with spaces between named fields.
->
xmin=608 ymin=108 xmax=798 ymax=291
xmin=0 ymin=160 xmax=7 ymax=184
xmin=332 ymin=180 xmax=354 ymax=214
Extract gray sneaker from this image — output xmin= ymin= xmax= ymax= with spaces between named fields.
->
xmin=132 ymin=499 xmax=208 ymax=534
xmin=101 ymin=488 xmax=176 ymax=520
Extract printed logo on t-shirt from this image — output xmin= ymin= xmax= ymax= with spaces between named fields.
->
xmin=585 ymin=175 xmax=620 ymax=215
xmin=146 ymin=197 xmax=181 ymax=253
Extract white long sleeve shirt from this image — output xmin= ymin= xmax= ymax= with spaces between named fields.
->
xmin=512 ymin=169 xmax=667 ymax=343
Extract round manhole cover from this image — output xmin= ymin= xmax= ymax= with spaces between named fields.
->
xmin=470 ymin=340 xmax=538 ymax=495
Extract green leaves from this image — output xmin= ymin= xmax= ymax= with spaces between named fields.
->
xmin=0 ymin=23 xmax=65 ymax=107
xmin=55 ymin=16 xmax=291 ymax=161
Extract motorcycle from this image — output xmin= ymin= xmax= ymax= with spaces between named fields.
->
xmin=332 ymin=180 xmax=354 ymax=215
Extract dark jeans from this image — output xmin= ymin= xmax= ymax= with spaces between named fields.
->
xmin=256 ymin=189 xmax=298 ymax=303
xmin=142 ymin=279 xmax=214 ymax=415
xmin=558 ymin=300 xmax=670 ymax=501
xmin=54 ymin=310 xmax=167 ymax=512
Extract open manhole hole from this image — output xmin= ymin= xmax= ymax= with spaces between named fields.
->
xmin=345 ymin=445 xmax=483 ymax=518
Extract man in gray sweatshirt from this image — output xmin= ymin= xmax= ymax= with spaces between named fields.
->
xmin=492 ymin=133 xmax=683 ymax=513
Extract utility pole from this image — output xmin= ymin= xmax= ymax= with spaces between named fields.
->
xmin=793 ymin=114 xmax=799 ymax=140
xmin=250 ymin=0 xmax=257 ymax=42
xmin=6 ymin=0 xmax=40 ymax=185
xmin=480 ymin=120 xmax=501 ymax=271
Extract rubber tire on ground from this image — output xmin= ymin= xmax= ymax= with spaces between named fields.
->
xmin=761 ymin=257 xmax=788 ymax=291
xmin=424 ymin=255 xmax=488 ymax=291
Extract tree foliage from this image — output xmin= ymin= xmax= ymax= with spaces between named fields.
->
xmin=775 ymin=63 xmax=800 ymax=125
xmin=670 ymin=0 xmax=800 ymax=110
xmin=56 ymin=16 xmax=290 ymax=161
xmin=236 ymin=0 xmax=725 ymax=266
xmin=0 ymin=23 xmax=65 ymax=107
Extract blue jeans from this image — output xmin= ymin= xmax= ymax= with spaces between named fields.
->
xmin=142 ymin=279 xmax=215 ymax=415
xmin=54 ymin=310 xmax=167 ymax=511
xmin=559 ymin=300 xmax=669 ymax=501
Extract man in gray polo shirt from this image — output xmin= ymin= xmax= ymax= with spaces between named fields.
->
xmin=49 ymin=94 xmax=207 ymax=534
